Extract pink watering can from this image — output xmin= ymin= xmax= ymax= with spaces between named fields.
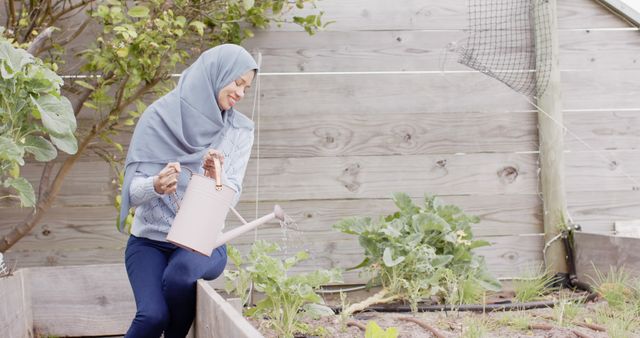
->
xmin=167 ymin=158 xmax=285 ymax=256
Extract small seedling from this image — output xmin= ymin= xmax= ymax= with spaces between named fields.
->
xmin=364 ymin=321 xmax=398 ymax=338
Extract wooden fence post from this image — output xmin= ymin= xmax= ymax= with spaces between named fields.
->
xmin=535 ymin=0 xmax=569 ymax=275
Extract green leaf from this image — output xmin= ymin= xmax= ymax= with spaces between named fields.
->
xmin=382 ymin=247 xmax=405 ymax=267
xmin=188 ymin=21 xmax=206 ymax=36
xmin=475 ymin=273 xmax=502 ymax=292
xmin=128 ymin=5 xmax=149 ymax=18
xmin=469 ymin=239 xmax=491 ymax=250
xmin=31 ymin=94 xmax=76 ymax=135
xmin=50 ymin=132 xmax=78 ymax=155
xmin=9 ymin=163 xmax=20 ymax=178
xmin=116 ymin=48 xmax=129 ymax=58
xmin=24 ymin=135 xmax=57 ymax=161
xmin=243 ymin=0 xmax=255 ymax=11
xmin=5 ymin=177 xmax=36 ymax=207
xmin=430 ymin=254 xmax=453 ymax=268
xmin=392 ymin=192 xmax=418 ymax=214
xmin=0 ymin=41 xmax=34 ymax=76
xmin=75 ymin=80 xmax=95 ymax=90
xmin=346 ymin=257 xmax=370 ymax=271
xmin=365 ymin=321 xmax=399 ymax=338
xmin=303 ymin=303 xmax=334 ymax=318
xmin=0 ymin=136 xmax=25 ymax=165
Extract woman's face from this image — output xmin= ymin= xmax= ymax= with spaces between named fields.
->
xmin=217 ymin=70 xmax=255 ymax=111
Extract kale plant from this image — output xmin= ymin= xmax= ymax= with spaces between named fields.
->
xmin=225 ymin=241 xmax=342 ymax=338
xmin=0 ymin=38 xmax=77 ymax=207
xmin=334 ymin=192 xmax=501 ymax=313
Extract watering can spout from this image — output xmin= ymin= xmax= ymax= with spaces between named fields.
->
xmin=210 ymin=204 xmax=285 ymax=250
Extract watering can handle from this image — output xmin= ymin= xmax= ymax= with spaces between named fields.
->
xmin=213 ymin=157 xmax=223 ymax=191
xmin=169 ymin=158 xmax=224 ymax=212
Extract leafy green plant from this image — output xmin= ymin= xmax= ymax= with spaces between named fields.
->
xmin=512 ymin=265 xmax=557 ymax=303
xmin=334 ymin=193 xmax=501 ymax=314
xmin=364 ymin=321 xmax=398 ymax=338
xmin=223 ymin=245 xmax=253 ymax=306
xmin=0 ymin=38 xmax=77 ymax=207
xmin=225 ymin=241 xmax=342 ymax=338
xmin=0 ymin=0 xmax=330 ymax=251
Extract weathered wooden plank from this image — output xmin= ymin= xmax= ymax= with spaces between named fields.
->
xmin=1 ymin=195 xmax=541 ymax=253
xmin=71 ymin=110 xmax=537 ymax=159
xmin=269 ymin=0 xmax=629 ymax=31
xmin=234 ymin=73 xmax=533 ymax=116
xmin=574 ymin=232 xmax=640 ymax=282
xmin=236 ymin=70 xmax=640 ymax=117
xmin=7 ymin=234 xmax=542 ymax=282
xmin=66 ymin=69 xmax=639 ymax=122
xmin=565 ymin=150 xmax=640 ymax=192
xmin=562 ymin=69 xmax=640 ymax=111
xmin=60 ymin=26 xmax=640 ymax=80
xmin=0 ymin=161 xmax=117 ymax=208
xmin=29 ymin=264 xmax=135 ymax=337
xmin=241 ymin=153 xmax=538 ymax=200
xmin=244 ymin=30 xmax=471 ymax=73
xmin=242 ymin=29 xmax=640 ymax=73
xmin=252 ymin=111 xmax=538 ymax=156
xmin=0 ymin=269 xmax=32 ymax=338
xmin=196 ymin=280 xmax=264 ymax=338
xmin=567 ymin=190 xmax=640 ymax=234
xmin=9 ymin=152 xmax=538 ymax=209
xmin=565 ymin=110 xmax=640 ymax=151
xmin=559 ymin=30 xmax=640 ymax=71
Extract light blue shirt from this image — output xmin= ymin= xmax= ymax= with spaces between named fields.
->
xmin=128 ymin=113 xmax=254 ymax=241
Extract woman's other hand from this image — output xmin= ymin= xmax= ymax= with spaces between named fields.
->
xmin=153 ymin=162 xmax=181 ymax=195
xmin=203 ymin=149 xmax=224 ymax=179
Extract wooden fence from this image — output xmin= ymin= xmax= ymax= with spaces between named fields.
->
xmin=2 ymin=0 xmax=640 ymax=282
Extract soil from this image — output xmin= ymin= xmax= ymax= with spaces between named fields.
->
xmin=244 ymin=288 xmax=637 ymax=338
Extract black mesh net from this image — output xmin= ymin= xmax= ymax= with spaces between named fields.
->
xmin=457 ymin=0 xmax=552 ymax=97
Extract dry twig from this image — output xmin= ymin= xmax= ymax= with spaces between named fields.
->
xmin=571 ymin=329 xmax=594 ymax=338
xmin=575 ymin=321 xmax=606 ymax=332
xmin=346 ymin=320 xmax=367 ymax=332
xmin=529 ymin=323 xmax=554 ymax=330
xmin=399 ymin=316 xmax=449 ymax=338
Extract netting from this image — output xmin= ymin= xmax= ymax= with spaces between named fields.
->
xmin=457 ymin=0 xmax=552 ymax=97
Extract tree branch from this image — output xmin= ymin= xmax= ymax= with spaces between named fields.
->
xmin=7 ymin=0 xmax=16 ymax=28
xmin=37 ymin=161 xmax=55 ymax=202
xmin=27 ymin=26 xmax=56 ymax=55
xmin=47 ymin=0 xmax=95 ymax=25
xmin=36 ymin=16 xmax=91 ymax=55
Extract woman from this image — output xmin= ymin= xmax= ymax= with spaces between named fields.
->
xmin=118 ymin=44 xmax=257 ymax=338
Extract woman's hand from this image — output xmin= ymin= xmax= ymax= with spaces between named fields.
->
xmin=153 ymin=162 xmax=181 ymax=195
xmin=203 ymin=149 xmax=224 ymax=179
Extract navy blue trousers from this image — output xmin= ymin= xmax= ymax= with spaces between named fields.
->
xmin=124 ymin=235 xmax=227 ymax=338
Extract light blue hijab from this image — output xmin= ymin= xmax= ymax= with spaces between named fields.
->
xmin=118 ymin=44 xmax=258 ymax=232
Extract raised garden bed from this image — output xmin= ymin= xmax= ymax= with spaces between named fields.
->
xmin=0 ymin=264 xmax=259 ymax=338
xmin=2 ymin=231 xmax=640 ymax=337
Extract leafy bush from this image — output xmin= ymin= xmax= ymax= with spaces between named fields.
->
xmin=0 ymin=37 xmax=77 ymax=207
xmin=225 ymin=241 xmax=342 ymax=338
xmin=334 ymin=192 xmax=501 ymax=312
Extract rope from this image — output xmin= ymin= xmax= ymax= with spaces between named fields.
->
xmin=251 ymin=51 xmax=263 ymax=242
